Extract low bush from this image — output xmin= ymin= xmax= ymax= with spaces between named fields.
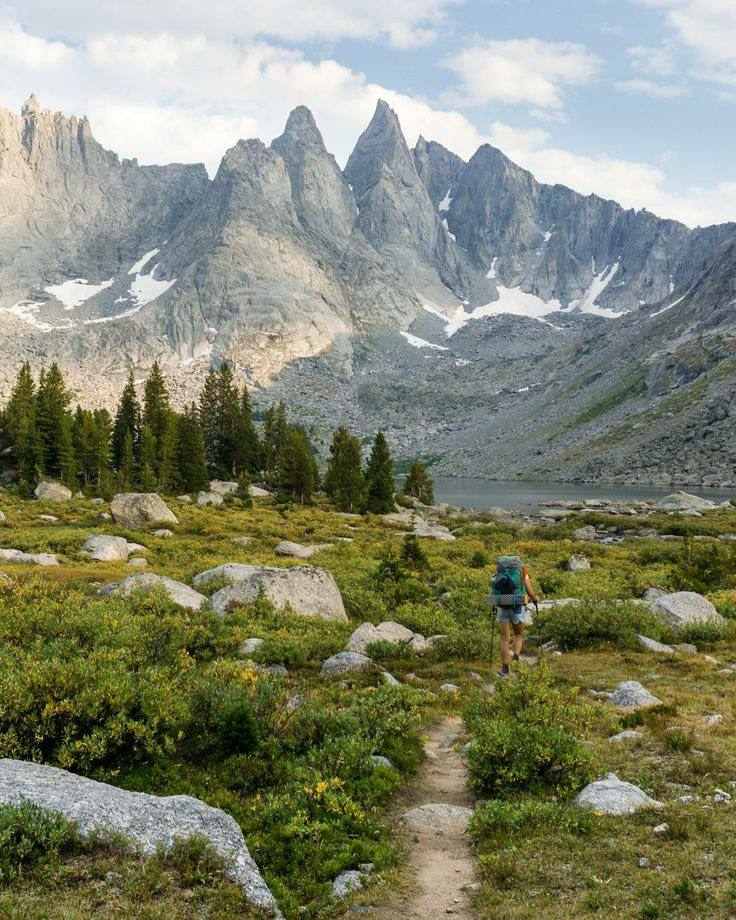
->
xmin=534 ymin=599 xmax=669 ymax=650
xmin=672 ymin=540 xmax=736 ymax=594
xmin=391 ymin=601 xmax=456 ymax=637
xmin=464 ymin=666 xmax=600 ymax=797
xmin=0 ymin=803 xmax=80 ymax=883
xmin=470 ymin=798 xmax=593 ymax=842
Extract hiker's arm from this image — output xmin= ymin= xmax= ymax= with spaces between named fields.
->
xmin=524 ymin=569 xmax=539 ymax=604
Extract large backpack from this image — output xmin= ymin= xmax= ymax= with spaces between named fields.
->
xmin=490 ymin=556 xmax=525 ymax=608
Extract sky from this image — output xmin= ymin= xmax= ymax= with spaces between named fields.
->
xmin=0 ymin=0 xmax=734 ymax=227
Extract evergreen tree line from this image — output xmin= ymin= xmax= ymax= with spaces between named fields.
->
xmin=0 ymin=362 xmax=434 ymax=509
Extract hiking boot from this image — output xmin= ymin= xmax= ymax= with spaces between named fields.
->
xmin=497 ymin=665 xmax=510 ymax=679
xmin=512 ymin=653 xmax=520 ymax=662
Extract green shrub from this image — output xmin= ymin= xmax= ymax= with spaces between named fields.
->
xmin=391 ymin=601 xmax=456 ymax=637
xmin=535 ymin=599 xmax=669 ymax=650
xmin=468 ymin=550 xmax=489 ymax=569
xmin=0 ymin=803 xmax=80 ymax=883
xmin=470 ymin=798 xmax=593 ymax=842
xmin=400 ymin=534 xmax=429 ymax=570
xmin=672 ymin=540 xmax=736 ymax=593
xmin=464 ymin=667 xmax=599 ymax=797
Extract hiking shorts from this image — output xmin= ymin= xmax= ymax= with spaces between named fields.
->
xmin=496 ymin=605 xmax=531 ymax=626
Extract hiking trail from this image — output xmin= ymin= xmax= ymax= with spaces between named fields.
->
xmin=361 ymin=716 xmax=478 ymax=919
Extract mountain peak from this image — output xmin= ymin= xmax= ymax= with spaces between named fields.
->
xmin=22 ymin=94 xmax=41 ymax=117
xmin=274 ymin=105 xmax=326 ymax=153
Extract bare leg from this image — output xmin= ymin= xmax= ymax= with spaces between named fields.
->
xmin=499 ymin=621 xmax=512 ymax=668
xmin=512 ymin=623 xmax=525 ymax=658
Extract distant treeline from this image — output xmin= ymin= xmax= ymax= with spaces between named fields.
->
xmin=0 ymin=362 xmax=434 ymax=510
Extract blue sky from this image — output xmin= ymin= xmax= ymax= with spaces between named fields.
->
xmin=0 ymin=0 xmax=734 ymax=226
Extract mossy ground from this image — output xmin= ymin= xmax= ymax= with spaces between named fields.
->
xmin=0 ymin=492 xmax=735 ymax=918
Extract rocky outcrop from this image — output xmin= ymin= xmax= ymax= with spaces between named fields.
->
xmin=321 ymin=651 xmax=373 ymax=676
xmin=98 ymin=573 xmax=206 ymax=611
xmin=199 ymin=564 xmax=348 ymax=621
xmin=0 ymin=758 xmax=281 ymax=917
xmin=34 ymin=481 xmax=72 ymax=502
xmin=82 ymin=535 xmax=138 ymax=562
xmin=0 ymin=548 xmax=59 ymax=566
xmin=647 ymin=591 xmax=724 ymax=629
xmin=110 ymin=494 xmax=178 ymax=529
xmin=575 ymin=773 xmax=662 ymax=815
xmin=347 ymin=621 xmax=429 ymax=655
xmin=608 ymin=681 xmax=662 ymax=709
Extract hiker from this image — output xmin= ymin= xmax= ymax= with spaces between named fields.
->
xmin=489 ymin=555 xmax=539 ymax=678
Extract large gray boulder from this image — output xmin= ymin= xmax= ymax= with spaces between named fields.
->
xmin=656 ymin=491 xmax=717 ymax=513
xmin=274 ymin=541 xmax=331 ymax=559
xmin=201 ymin=565 xmax=348 ymax=622
xmin=636 ymin=635 xmax=675 ymax=655
xmin=609 ymin=681 xmax=662 ymax=709
xmin=110 ymin=494 xmax=178 ymax=530
xmin=347 ymin=621 xmax=422 ymax=654
xmin=0 ymin=510 xmax=6 ymax=524
xmin=34 ymin=481 xmax=72 ymax=502
xmin=98 ymin=574 xmax=206 ymax=611
xmin=0 ymin=759 xmax=281 ymax=917
xmin=209 ymin=480 xmax=239 ymax=496
xmin=567 ymin=554 xmax=591 ymax=572
xmin=575 ymin=773 xmax=663 ymax=815
xmin=82 ymin=535 xmax=134 ymax=562
xmin=413 ymin=519 xmax=456 ymax=542
xmin=647 ymin=591 xmax=724 ymax=629
xmin=0 ymin=548 xmax=59 ymax=566
xmin=321 ymin=651 xmax=373 ymax=676
xmin=197 ymin=491 xmax=224 ymax=507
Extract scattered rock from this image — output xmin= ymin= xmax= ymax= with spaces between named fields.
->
xmin=321 ymin=651 xmax=373 ymax=676
xmin=653 ymin=823 xmax=669 ymax=835
xmin=413 ymin=520 xmax=456 ymax=541
xmin=655 ymin=491 xmax=717 ymax=513
xmin=232 ymin=536 xmax=253 ymax=546
xmin=573 ymin=526 xmax=598 ymax=541
xmin=370 ymin=755 xmax=394 ymax=770
xmin=0 ymin=511 xmax=5 ymax=524
xmin=608 ymin=730 xmax=644 ymax=744
xmin=401 ymin=804 xmax=473 ymax=833
xmin=714 ymin=789 xmax=732 ymax=804
xmin=440 ymin=683 xmax=460 ymax=694
xmin=703 ymin=714 xmax=723 ymax=728
xmin=0 ymin=759 xmax=281 ymax=917
xmin=250 ymin=486 xmax=271 ymax=498
xmin=209 ymin=480 xmax=239 ymax=496
xmin=111 ymin=493 xmax=178 ymax=530
xmin=609 ymin=681 xmax=662 ymax=709
xmin=647 ymin=591 xmax=724 ymax=629
xmin=37 ymin=514 xmax=59 ymax=523
xmin=637 ymin=635 xmax=675 ymax=655
xmin=98 ymin=574 xmax=206 ymax=611
xmin=128 ymin=558 xmax=148 ymax=568
xmin=177 ymin=495 xmax=192 ymax=503
xmin=332 ymin=867 xmax=373 ymax=900
xmin=239 ymin=638 xmax=265 ymax=657
xmin=0 ymin=548 xmax=59 ymax=566
xmin=347 ymin=621 xmax=415 ymax=654
xmin=381 ymin=671 xmax=400 ymax=687
xmin=81 ymin=535 xmax=132 ymax=562
xmin=201 ymin=565 xmax=348 ymax=622
xmin=638 ymin=857 xmax=650 ymax=868
xmin=153 ymin=529 xmax=173 ymax=538
xmin=274 ymin=540 xmax=331 ymax=559
xmin=575 ymin=773 xmax=663 ymax=815
xmin=673 ymin=643 xmax=698 ymax=656
xmin=567 ymin=554 xmax=591 ymax=572
xmin=34 ymin=481 xmax=72 ymax=502
xmin=197 ymin=491 xmax=224 ymax=507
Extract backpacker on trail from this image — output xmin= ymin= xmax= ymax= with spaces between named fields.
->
xmin=490 ymin=555 xmax=526 ymax=608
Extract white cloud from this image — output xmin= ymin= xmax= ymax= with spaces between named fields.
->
xmin=488 ymin=120 xmax=736 ymax=227
xmin=627 ymin=44 xmax=677 ymax=76
xmin=638 ymin=0 xmax=736 ymax=85
xmin=614 ymin=78 xmax=686 ymax=98
xmin=9 ymin=0 xmax=458 ymax=49
xmin=444 ymin=39 xmax=600 ymax=109
xmin=0 ymin=16 xmax=73 ymax=68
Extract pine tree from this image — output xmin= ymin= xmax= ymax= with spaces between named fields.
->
xmin=36 ymin=364 xmax=73 ymax=479
xmin=364 ymin=431 xmax=395 ymax=514
xmin=278 ymin=427 xmax=318 ymax=504
xmin=92 ymin=409 xmax=113 ymax=497
xmin=112 ymin=372 xmax=141 ymax=471
xmin=403 ymin=461 xmax=434 ymax=505
xmin=218 ymin=364 xmax=242 ymax=478
xmin=236 ymin=384 xmax=261 ymax=475
xmin=324 ymin=426 xmax=365 ymax=512
xmin=4 ymin=363 xmax=43 ymax=489
xmin=158 ymin=416 xmax=179 ymax=494
xmin=142 ymin=361 xmax=171 ymax=476
xmin=199 ymin=368 xmax=219 ymax=477
xmin=262 ymin=402 xmax=288 ymax=480
xmin=119 ymin=430 xmax=136 ymax=490
xmin=58 ymin=413 xmax=78 ymax=490
xmin=176 ymin=405 xmax=209 ymax=494
xmin=139 ymin=425 xmax=158 ymax=492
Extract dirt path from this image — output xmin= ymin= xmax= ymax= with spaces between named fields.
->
xmin=361 ymin=716 xmax=478 ymax=919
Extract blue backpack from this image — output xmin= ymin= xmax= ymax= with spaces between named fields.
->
xmin=490 ymin=556 xmax=525 ymax=608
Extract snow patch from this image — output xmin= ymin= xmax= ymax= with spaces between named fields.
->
xmin=0 ymin=299 xmax=75 ymax=332
xmin=543 ymin=230 xmax=553 ymax=243
xmin=567 ymin=263 xmax=626 ymax=318
xmin=650 ymin=293 xmax=687 ymax=318
xmin=86 ymin=263 xmax=176 ymax=325
xmin=401 ymin=331 xmax=449 ymax=352
xmin=44 ymin=278 xmax=114 ymax=310
xmin=438 ymin=189 xmax=453 ymax=213
xmin=128 ymin=248 xmax=160 ymax=275
xmin=422 ymin=285 xmax=565 ymax=337
xmin=486 ymin=257 xmax=499 ymax=280
xmin=441 ymin=218 xmax=456 ymax=242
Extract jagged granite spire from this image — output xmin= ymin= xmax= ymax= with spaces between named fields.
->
xmin=21 ymin=93 xmax=41 ymax=116
xmin=271 ymin=106 xmax=355 ymax=243
xmin=413 ymin=137 xmax=466 ymax=209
